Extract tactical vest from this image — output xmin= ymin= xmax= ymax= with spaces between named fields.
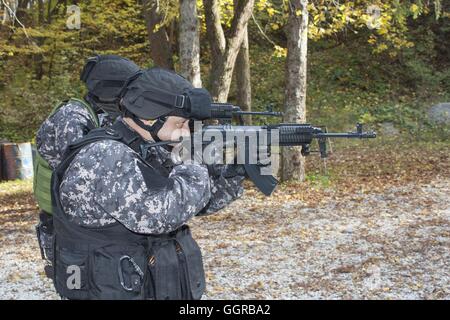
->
xmin=34 ymin=98 xmax=100 ymax=214
xmin=51 ymin=124 xmax=206 ymax=300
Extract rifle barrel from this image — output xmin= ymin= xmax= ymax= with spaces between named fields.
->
xmin=234 ymin=111 xmax=283 ymax=117
xmin=314 ymin=132 xmax=377 ymax=138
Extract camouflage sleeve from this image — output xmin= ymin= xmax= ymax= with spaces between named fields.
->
xmin=197 ymin=164 xmax=245 ymax=215
xmin=92 ymin=141 xmax=211 ymax=234
xmin=145 ymin=144 xmax=175 ymax=167
xmin=98 ymin=112 xmax=116 ymax=128
xmin=36 ymin=102 xmax=96 ymax=169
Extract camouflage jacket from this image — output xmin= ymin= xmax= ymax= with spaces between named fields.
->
xmin=144 ymin=143 xmax=244 ymax=215
xmin=59 ymin=119 xmax=244 ymax=235
xmin=36 ymin=100 xmax=112 ymax=170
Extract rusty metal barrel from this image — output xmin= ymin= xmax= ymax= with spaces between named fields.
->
xmin=1 ymin=142 xmax=34 ymax=180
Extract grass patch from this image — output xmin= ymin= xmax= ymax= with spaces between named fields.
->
xmin=0 ymin=179 xmax=33 ymax=195
xmin=305 ymin=172 xmax=332 ymax=188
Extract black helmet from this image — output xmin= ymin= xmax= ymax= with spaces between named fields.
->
xmin=80 ymin=55 xmax=140 ymax=113
xmin=120 ymin=67 xmax=211 ymax=120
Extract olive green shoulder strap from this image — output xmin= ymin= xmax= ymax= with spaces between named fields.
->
xmin=50 ymin=98 xmax=100 ymax=128
xmin=69 ymin=98 xmax=100 ymax=128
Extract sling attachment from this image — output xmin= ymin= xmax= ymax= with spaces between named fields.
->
xmin=118 ymin=255 xmax=145 ymax=292
xmin=139 ymin=138 xmax=182 ymax=159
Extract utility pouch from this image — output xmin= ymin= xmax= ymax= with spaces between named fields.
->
xmin=147 ymin=240 xmax=182 ymax=300
xmin=176 ymin=228 xmax=206 ymax=300
xmin=53 ymin=239 xmax=89 ymax=300
xmin=90 ymin=244 xmax=147 ymax=300
xmin=146 ymin=225 xmax=205 ymax=300
xmin=36 ymin=212 xmax=54 ymax=261
xmin=36 ymin=218 xmax=54 ymax=263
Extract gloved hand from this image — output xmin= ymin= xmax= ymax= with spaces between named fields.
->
xmin=207 ymin=164 xmax=246 ymax=178
xmin=221 ymin=164 xmax=246 ymax=178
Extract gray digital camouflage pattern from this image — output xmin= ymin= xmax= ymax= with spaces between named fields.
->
xmin=143 ymin=143 xmax=244 ymax=215
xmin=59 ymin=120 xmax=244 ymax=234
xmin=36 ymin=100 xmax=111 ymax=169
xmin=140 ymin=134 xmax=244 ymax=214
xmin=202 ymin=168 xmax=244 ymax=215
xmin=142 ymin=136 xmax=244 ymax=215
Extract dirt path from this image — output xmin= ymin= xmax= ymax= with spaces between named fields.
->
xmin=0 ymin=177 xmax=448 ymax=300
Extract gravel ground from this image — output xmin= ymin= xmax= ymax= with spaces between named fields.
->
xmin=0 ymin=178 xmax=448 ymax=300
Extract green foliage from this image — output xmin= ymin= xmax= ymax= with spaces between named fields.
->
xmin=0 ymin=0 xmax=448 ymax=143
xmin=305 ymin=172 xmax=331 ymax=188
xmin=248 ymin=0 xmax=444 ymax=57
xmin=0 ymin=61 xmax=85 ymax=141
xmin=0 ymin=0 xmax=148 ymax=142
xmin=236 ymin=15 xmax=449 ymax=142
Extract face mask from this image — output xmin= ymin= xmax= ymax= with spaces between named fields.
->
xmin=96 ymin=99 xmax=118 ymax=112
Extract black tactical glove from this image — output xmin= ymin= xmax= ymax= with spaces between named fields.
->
xmin=221 ymin=164 xmax=246 ymax=178
xmin=207 ymin=164 xmax=246 ymax=178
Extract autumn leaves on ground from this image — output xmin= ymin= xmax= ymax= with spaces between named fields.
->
xmin=0 ymin=139 xmax=449 ymax=299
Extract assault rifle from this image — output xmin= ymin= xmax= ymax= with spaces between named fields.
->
xmin=194 ymin=121 xmax=376 ymax=195
xmin=143 ymin=101 xmax=377 ymax=196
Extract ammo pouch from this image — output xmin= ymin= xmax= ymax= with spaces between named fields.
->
xmin=147 ymin=226 xmax=205 ymax=300
xmin=35 ymin=211 xmax=55 ymax=278
xmin=36 ymin=212 xmax=54 ymax=263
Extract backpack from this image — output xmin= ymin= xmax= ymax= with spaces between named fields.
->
xmin=33 ymin=98 xmax=99 ymax=214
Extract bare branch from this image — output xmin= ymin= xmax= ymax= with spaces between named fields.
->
xmin=251 ymin=12 xmax=277 ymax=47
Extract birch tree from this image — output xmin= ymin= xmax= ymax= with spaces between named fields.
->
xmin=235 ymin=19 xmax=252 ymax=124
xmin=179 ymin=0 xmax=202 ymax=87
xmin=281 ymin=0 xmax=308 ymax=182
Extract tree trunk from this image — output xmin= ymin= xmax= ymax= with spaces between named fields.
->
xmin=1 ymin=2 xmax=8 ymax=25
xmin=235 ymin=26 xmax=252 ymax=124
xmin=37 ymin=0 xmax=44 ymax=24
xmin=204 ymin=0 xmax=254 ymax=102
xmin=281 ymin=0 xmax=308 ymax=182
xmin=33 ymin=0 xmax=45 ymax=80
xmin=2 ymin=0 xmax=17 ymax=25
xmin=16 ymin=0 xmax=29 ymax=22
xmin=143 ymin=0 xmax=174 ymax=70
xmin=179 ymin=0 xmax=202 ymax=87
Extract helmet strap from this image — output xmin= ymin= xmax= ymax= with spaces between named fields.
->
xmin=123 ymin=109 xmax=164 ymax=143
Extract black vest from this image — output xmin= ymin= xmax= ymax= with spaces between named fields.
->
xmin=51 ymin=121 xmax=205 ymax=300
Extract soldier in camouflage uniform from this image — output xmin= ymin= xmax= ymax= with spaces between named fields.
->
xmin=36 ymin=55 xmax=140 ymax=170
xmin=36 ymin=99 xmax=105 ymax=170
xmin=58 ymin=119 xmax=243 ymax=233
xmin=51 ymin=68 xmax=244 ymax=299
xmin=34 ymin=55 xmax=140 ymax=272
